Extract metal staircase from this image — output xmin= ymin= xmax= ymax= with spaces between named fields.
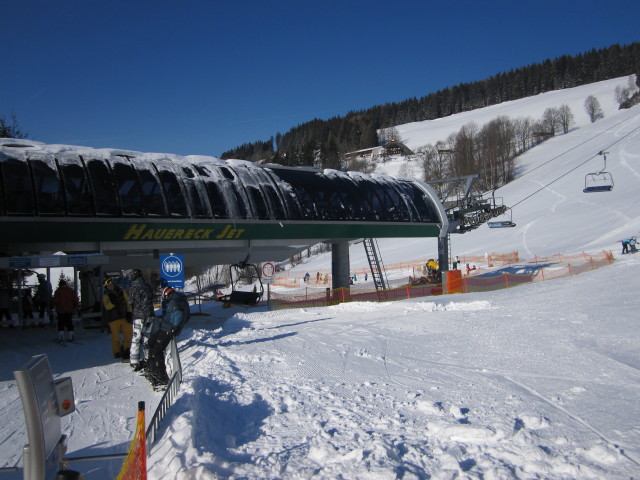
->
xmin=363 ymin=238 xmax=389 ymax=294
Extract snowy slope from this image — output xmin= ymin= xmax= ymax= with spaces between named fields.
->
xmin=398 ymin=76 xmax=632 ymax=152
xmin=1 ymin=78 xmax=640 ymax=479
xmin=348 ymin=78 xmax=640 ymax=270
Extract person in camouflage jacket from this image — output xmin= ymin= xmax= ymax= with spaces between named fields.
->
xmin=127 ymin=269 xmax=157 ymax=370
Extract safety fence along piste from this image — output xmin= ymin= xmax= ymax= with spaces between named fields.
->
xmin=270 ymin=251 xmax=614 ymax=310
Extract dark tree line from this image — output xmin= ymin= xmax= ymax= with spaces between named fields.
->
xmin=221 ymin=42 xmax=640 ymax=167
xmin=0 ymin=113 xmax=28 ymax=139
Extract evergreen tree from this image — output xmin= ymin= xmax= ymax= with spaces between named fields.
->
xmin=0 ymin=113 xmax=28 ymax=139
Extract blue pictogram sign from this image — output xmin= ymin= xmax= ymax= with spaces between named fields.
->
xmin=160 ymin=254 xmax=185 ymax=288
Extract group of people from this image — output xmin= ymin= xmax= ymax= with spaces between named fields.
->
xmin=316 ymin=272 xmax=329 ymax=284
xmin=0 ymin=273 xmax=77 ymax=334
xmin=102 ymin=270 xmax=190 ymax=388
xmin=0 ymin=273 xmax=56 ymax=329
xmin=1 ymin=269 xmax=189 ymax=388
xmin=621 ymin=237 xmax=638 ymax=254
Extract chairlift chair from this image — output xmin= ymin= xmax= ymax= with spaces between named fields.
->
xmin=488 ymin=191 xmax=516 ymax=229
xmin=583 ymin=151 xmax=614 ymax=193
xmin=488 ymin=209 xmax=516 ymax=229
xmin=218 ymin=260 xmax=264 ymax=308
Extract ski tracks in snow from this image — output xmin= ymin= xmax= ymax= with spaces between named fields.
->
xmin=495 ymin=372 xmax=640 ymax=469
xmin=147 ymin=295 xmax=640 ymax=479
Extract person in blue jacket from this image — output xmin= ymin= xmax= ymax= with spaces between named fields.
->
xmin=145 ymin=286 xmax=190 ymax=387
xmin=621 ymin=238 xmax=630 ymax=254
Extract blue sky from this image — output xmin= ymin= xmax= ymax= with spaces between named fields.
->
xmin=1 ymin=0 xmax=637 ymax=157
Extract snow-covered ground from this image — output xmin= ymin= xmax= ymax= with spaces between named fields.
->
xmin=397 ymin=77 xmax=630 ymax=152
xmin=1 ymin=77 xmax=640 ymax=479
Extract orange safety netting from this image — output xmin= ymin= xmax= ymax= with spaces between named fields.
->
xmin=116 ymin=402 xmax=147 ymax=480
xmin=273 ymin=251 xmax=520 ymax=287
xmin=271 ymin=251 xmax=613 ymax=309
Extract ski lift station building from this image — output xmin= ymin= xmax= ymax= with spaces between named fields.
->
xmin=0 ymin=139 xmax=448 ymax=290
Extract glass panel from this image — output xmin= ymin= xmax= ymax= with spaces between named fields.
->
xmin=58 ymin=156 xmax=93 ymax=215
xmin=180 ymin=165 xmax=212 ymax=218
xmin=136 ymin=165 xmax=167 ymax=216
xmin=268 ymin=168 xmax=366 ymax=220
xmin=214 ymin=166 xmax=249 ymax=219
xmin=347 ymin=174 xmax=386 ymax=220
xmin=83 ymin=158 xmax=120 ymax=216
xmin=247 ymin=168 xmax=287 ymax=219
xmin=111 ymin=159 xmax=144 ymax=216
xmin=28 ymin=157 xmax=65 ymax=215
xmin=311 ymin=178 xmax=346 ymax=220
xmin=394 ymin=182 xmax=419 ymax=221
xmin=364 ymin=185 xmax=385 ymax=219
xmin=196 ymin=162 xmax=250 ymax=218
xmin=192 ymin=164 xmax=229 ymax=219
xmin=155 ymin=163 xmax=188 ymax=217
xmin=263 ymin=169 xmax=302 ymax=220
xmin=326 ymin=172 xmax=373 ymax=221
xmin=375 ymin=177 xmax=411 ymax=221
xmin=1 ymin=157 xmax=35 ymax=215
xmin=232 ymin=166 xmax=272 ymax=219
xmin=397 ymin=180 xmax=439 ymax=222
xmin=262 ymin=183 xmax=286 ymax=219
xmin=266 ymin=169 xmax=316 ymax=219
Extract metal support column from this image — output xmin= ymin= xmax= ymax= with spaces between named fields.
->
xmin=331 ymin=241 xmax=351 ymax=291
xmin=438 ymin=234 xmax=450 ymax=293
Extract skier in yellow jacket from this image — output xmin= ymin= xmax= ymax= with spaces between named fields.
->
xmin=103 ymin=278 xmax=133 ymax=359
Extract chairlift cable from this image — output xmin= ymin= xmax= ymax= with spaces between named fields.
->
xmin=510 ymin=116 xmax=640 ymax=210
xmin=516 ymin=110 xmax=640 ymax=181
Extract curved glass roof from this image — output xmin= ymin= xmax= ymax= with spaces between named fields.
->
xmin=0 ymin=142 xmax=444 ymax=225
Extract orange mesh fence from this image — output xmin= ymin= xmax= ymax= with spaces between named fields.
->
xmin=464 ymin=274 xmax=513 ymax=292
xmin=116 ymin=401 xmax=147 ymax=480
xmin=538 ymin=266 xmax=570 ymax=281
xmin=530 ymin=251 xmax=614 ymax=265
xmin=271 ymin=251 xmax=613 ymax=310
xmin=274 ymin=251 xmax=520 ymax=286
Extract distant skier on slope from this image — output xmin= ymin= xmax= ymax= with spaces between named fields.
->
xmin=621 ymin=238 xmax=630 ymax=254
